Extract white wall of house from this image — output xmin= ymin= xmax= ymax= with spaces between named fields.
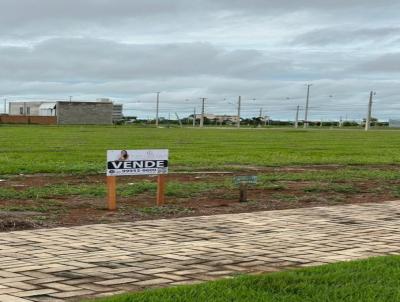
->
xmin=8 ymin=102 xmax=42 ymax=116
xmin=8 ymin=102 xmax=57 ymax=116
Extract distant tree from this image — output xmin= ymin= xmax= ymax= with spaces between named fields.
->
xmin=362 ymin=117 xmax=378 ymax=126
xmin=343 ymin=121 xmax=360 ymax=127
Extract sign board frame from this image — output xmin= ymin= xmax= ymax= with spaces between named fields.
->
xmin=106 ymin=149 xmax=169 ymax=210
xmin=107 ymin=149 xmax=168 ymax=176
xmin=233 ymin=175 xmax=258 ymax=186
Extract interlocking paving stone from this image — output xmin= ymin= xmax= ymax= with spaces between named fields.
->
xmin=0 ymin=287 xmax=21 ymax=295
xmin=94 ymin=278 xmax=138 ymax=286
xmin=49 ymin=290 xmax=94 ymax=299
xmin=13 ymin=289 xmax=58 ymax=297
xmin=0 ymin=295 xmax=33 ymax=302
xmin=134 ymin=278 xmax=172 ymax=286
xmin=1 ymin=201 xmax=400 ymax=301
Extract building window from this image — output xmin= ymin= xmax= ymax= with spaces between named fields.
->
xmin=27 ymin=107 xmax=30 ymax=115
xmin=20 ymin=107 xmax=23 ymax=115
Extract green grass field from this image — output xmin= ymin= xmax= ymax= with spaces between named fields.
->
xmin=87 ymin=256 xmax=400 ymax=302
xmin=1 ymin=126 xmax=400 ymax=174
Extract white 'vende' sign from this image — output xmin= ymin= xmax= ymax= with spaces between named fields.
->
xmin=107 ymin=149 xmax=169 ymax=176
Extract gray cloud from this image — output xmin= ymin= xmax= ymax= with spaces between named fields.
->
xmin=355 ymin=53 xmax=400 ymax=73
xmin=0 ymin=38 xmax=296 ymax=81
xmin=1 ymin=0 xmax=398 ymax=21
xmin=1 ymin=1 xmax=399 ymax=41
xmin=291 ymin=27 xmax=400 ymax=46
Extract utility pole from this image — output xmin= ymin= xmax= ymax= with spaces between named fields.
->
xmin=365 ymin=91 xmax=374 ymax=131
xmin=304 ymin=84 xmax=312 ymax=128
xmin=69 ymin=96 xmax=72 ymax=102
xmin=295 ymin=105 xmax=300 ymax=128
xmin=193 ymin=107 xmax=196 ymax=127
xmin=200 ymin=98 xmax=206 ymax=128
xmin=237 ymin=96 xmax=241 ymax=128
xmin=155 ymin=92 xmax=160 ymax=127
xmin=175 ymin=112 xmax=183 ymax=128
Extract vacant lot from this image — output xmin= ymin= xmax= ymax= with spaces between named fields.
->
xmin=1 ymin=125 xmax=400 ymax=231
xmin=1 ymin=126 xmax=400 ymax=174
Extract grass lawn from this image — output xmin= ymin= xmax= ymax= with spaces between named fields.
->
xmin=1 ymin=125 xmax=400 ymax=174
xmin=87 ymin=256 xmax=400 ymax=302
xmin=2 ymin=125 xmax=400 ymax=230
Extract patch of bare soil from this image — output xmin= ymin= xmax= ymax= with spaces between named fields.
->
xmin=0 ymin=167 xmax=399 ymax=232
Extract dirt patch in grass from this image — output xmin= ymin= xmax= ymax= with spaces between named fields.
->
xmin=0 ymin=166 xmax=398 ymax=232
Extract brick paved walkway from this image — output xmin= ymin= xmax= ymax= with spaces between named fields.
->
xmin=1 ymin=201 xmax=400 ymax=301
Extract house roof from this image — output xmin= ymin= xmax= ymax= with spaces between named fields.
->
xmin=39 ymin=103 xmax=56 ymax=110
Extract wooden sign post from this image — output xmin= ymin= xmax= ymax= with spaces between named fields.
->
xmin=239 ymin=183 xmax=248 ymax=203
xmin=234 ymin=176 xmax=257 ymax=203
xmin=106 ymin=149 xmax=169 ymax=210
xmin=107 ymin=176 xmax=117 ymax=211
xmin=157 ymin=175 xmax=166 ymax=206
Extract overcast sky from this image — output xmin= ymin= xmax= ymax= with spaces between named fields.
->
xmin=1 ymin=0 xmax=399 ymax=120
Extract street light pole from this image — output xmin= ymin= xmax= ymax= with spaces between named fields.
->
xmin=304 ymin=84 xmax=312 ymax=128
xmin=156 ymin=92 xmax=160 ymax=127
xmin=237 ymin=96 xmax=241 ymax=128
xmin=200 ymin=98 xmax=206 ymax=128
xmin=365 ymin=91 xmax=375 ymax=131
xmin=295 ymin=105 xmax=300 ymax=129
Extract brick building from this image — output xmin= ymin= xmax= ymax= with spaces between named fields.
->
xmin=56 ymin=101 xmax=113 ymax=125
